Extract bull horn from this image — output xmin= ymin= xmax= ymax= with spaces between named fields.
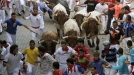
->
xmin=52 ymin=40 xmax=59 ymax=44
xmin=77 ymin=36 xmax=81 ymax=39
xmin=80 ymin=21 xmax=88 ymax=30
xmin=77 ymin=36 xmax=85 ymax=39
xmin=38 ymin=40 xmax=44 ymax=44
xmin=86 ymin=13 xmax=91 ymax=18
xmin=62 ymin=36 xmax=68 ymax=39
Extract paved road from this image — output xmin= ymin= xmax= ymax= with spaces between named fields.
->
xmin=0 ymin=6 xmax=112 ymax=75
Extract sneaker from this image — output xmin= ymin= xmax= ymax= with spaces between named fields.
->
xmin=22 ymin=10 xmax=25 ymax=14
xmin=18 ymin=13 xmax=21 ymax=16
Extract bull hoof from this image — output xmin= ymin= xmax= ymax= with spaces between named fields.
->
xmin=90 ymin=45 xmax=94 ymax=48
xmin=96 ymin=46 xmax=99 ymax=50
xmin=49 ymin=15 xmax=52 ymax=19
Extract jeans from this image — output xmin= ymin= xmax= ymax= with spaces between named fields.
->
xmin=107 ymin=10 xmax=115 ymax=30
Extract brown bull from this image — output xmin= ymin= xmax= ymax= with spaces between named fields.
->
xmin=81 ymin=18 xmax=101 ymax=50
xmin=39 ymin=31 xmax=58 ymax=54
xmin=63 ymin=30 xmax=79 ymax=48
xmin=73 ymin=14 xmax=84 ymax=29
xmin=54 ymin=11 xmax=68 ymax=38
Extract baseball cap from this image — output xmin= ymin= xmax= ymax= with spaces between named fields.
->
xmin=103 ymin=40 xmax=110 ymax=46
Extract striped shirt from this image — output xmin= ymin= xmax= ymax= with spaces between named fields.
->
xmin=101 ymin=46 xmax=118 ymax=62
xmin=123 ymin=22 xmax=134 ymax=37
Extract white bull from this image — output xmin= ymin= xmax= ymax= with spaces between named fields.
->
xmin=53 ymin=3 xmax=68 ymax=17
xmin=63 ymin=19 xmax=81 ymax=47
xmin=64 ymin=19 xmax=80 ymax=36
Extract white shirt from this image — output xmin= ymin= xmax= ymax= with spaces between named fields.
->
xmin=0 ymin=47 xmax=6 ymax=60
xmin=54 ymin=46 xmax=76 ymax=64
xmin=8 ymin=0 xmax=14 ymax=8
xmin=95 ymin=3 xmax=108 ymax=14
xmin=4 ymin=52 xmax=24 ymax=73
xmin=4 ymin=43 xmax=11 ymax=55
xmin=25 ymin=14 xmax=44 ymax=29
xmin=40 ymin=53 xmax=56 ymax=74
xmin=123 ymin=12 xmax=134 ymax=22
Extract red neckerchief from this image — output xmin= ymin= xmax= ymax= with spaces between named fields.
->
xmin=10 ymin=18 xmax=15 ymax=22
xmin=41 ymin=52 xmax=46 ymax=57
xmin=92 ymin=71 xmax=98 ymax=75
xmin=53 ymin=70 xmax=63 ymax=75
xmin=68 ymin=64 xmax=76 ymax=73
xmin=41 ymin=52 xmax=46 ymax=60
xmin=104 ymin=48 xmax=109 ymax=54
xmin=125 ymin=11 xmax=131 ymax=14
xmin=32 ymin=12 xmax=37 ymax=16
xmin=62 ymin=46 xmax=69 ymax=52
xmin=127 ymin=20 xmax=132 ymax=23
xmin=93 ymin=58 xmax=100 ymax=62
xmin=5 ymin=44 xmax=9 ymax=48
xmin=6 ymin=0 xmax=9 ymax=8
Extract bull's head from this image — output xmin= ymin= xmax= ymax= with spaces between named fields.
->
xmin=38 ymin=39 xmax=59 ymax=54
xmin=62 ymin=36 xmax=82 ymax=48
xmin=73 ymin=14 xmax=84 ymax=29
xmin=81 ymin=18 xmax=99 ymax=39
xmin=56 ymin=11 xmax=68 ymax=29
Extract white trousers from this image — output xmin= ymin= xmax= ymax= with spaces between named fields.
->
xmin=105 ymin=62 xmax=117 ymax=75
xmin=0 ymin=10 xmax=5 ymax=32
xmin=31 ymin=28 xmax=44 ymax=40
xmin=101 ymin=15 xmax=108 ymax=32
xmin=4 ymin=7 xmax=12 ymax=18
xmin=14 ymin=0 xmax=25 ymax=14
xmin=128 ymin=65 xmax=134 ymax=74
xmin=6 ymin=32 xmax=16 ymax=45
xmin=60 ymin=63 xmax=67 ymax=73
xmin=26 ymin=62 xmax=37 ymax=75
xmin=41 ymin=72 xmax=53 ymax=75
xmin=0 ymin=9 xmax=5 ymax=22
xmin=67 ymin=0 xmax=76 ymax=11
xmin=0 ymin=60 xmax=3 ymax=74
xmin=121 ymin=37 xmax=130 ymax=54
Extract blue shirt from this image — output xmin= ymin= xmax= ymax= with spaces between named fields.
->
xmin=88 ymin=60 xmax=108 ymax=75
xmin=112 ymin=55 xmax=129 ymax=74
xmin=123 ymin=22 xmax=134 ymax=37
xmin=130 ymin=47 xmax=134 ymax=62
xmin=101 ymin=47 xmax=118 ymax=62
xmin=4 ymin=19 xmax=23 ymax=34
xmin=37 ymin=1 xmax=52 ymax=13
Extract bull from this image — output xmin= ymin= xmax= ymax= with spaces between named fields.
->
xmin=80 ymin=11 xmax=103 ymax=50
xmin=63 ymin=19 xmax=80 ymax=48
xmin=45 ymin=0 xmax=70 ymax=15
xmin=73 ymin=10 xmax=88 ymax=31
xmin=39 ymin=31 xmax=58 ymax=55
xmin=53 ymin=3 xmax=68 ymax=38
